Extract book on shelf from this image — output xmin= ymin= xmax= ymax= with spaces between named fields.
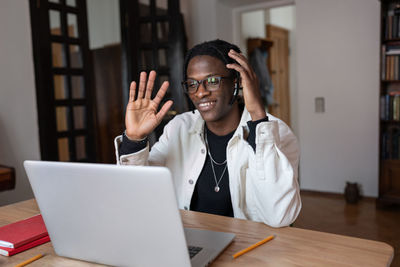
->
xmin=385 ymin=94 xmax=392 ymax=120
xmin=380 ymin=93 xmax=400 ymax=121
xmin=0 ymin=235 xmax=50 ymax=256
xmin=382 ymin=45 xmax=386 ymax=80
xmin=385 ymin=44 xmax=400 ymax=55
xmin=395 ymin=7 xmax=400 ymax=38
xmin=381 ymin=126 xmax=400 ymax=160
xmin=382 ymin=52 xmax=400 ymax=80
xmin=391 ymin=92 xmax=400 ymax=120
xmin=384 ymin=6 xmax=400 ymax=40
xmin=0 ymin=214 xmax=47 ymax=249
xmin=393 ymin=95 xmax=400 ymax=120
xmin=381 ymin=95 xmax=386 ymax=120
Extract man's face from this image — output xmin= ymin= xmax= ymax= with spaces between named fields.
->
xmin=186 ymin=55 xmax=237 ymax=123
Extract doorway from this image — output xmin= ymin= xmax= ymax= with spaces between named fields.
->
xmin=237 ymin=4 xmax=297 ymax=131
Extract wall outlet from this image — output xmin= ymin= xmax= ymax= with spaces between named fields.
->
xmin=315 ymin=97 xmax=325 ymax=113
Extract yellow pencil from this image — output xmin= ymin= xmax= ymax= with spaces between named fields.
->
xmin=14 ymin=254 xmax=43 ymax=267
xmin=233 ymin=235 xmax=275 ymax=259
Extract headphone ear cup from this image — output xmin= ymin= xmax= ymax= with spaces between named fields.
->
xmin=234 ymin=82 xmax=238 ymax=95
xmin=234 ymin=78 xmax=241 ymax=94
xmin=229 ymin=81 xmax=240 ymax=105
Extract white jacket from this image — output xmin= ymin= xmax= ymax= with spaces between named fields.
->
xmin=114 ymin=109 xmax=301 ymax=227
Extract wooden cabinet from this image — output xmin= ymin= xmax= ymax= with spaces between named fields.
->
xmin=379 ymin=160 xmax=400 ymax=204
xmin=378 ymin=0 xmax=400 ymax=205
xmin=0 ymin=165 xmax=15 ymax=192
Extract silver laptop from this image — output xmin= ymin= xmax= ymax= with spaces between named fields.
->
xmin=24 ymin=160 xmax=235 ymax=267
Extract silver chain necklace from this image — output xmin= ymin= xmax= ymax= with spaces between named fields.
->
xmin=205 ymin=130 xmax=228 ymax=192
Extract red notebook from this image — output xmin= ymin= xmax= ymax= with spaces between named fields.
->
xmin=0 ymin=214 xmax=48 ymax=248
xmin=0 ymin=235 xmax=50 ymax=256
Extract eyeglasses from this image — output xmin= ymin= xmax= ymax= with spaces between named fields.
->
xmin=181 ymin=76 xmax=232 ymax=94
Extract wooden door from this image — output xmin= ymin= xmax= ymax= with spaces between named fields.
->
xmin=91 ymin=45 xmax=124 ymax=163
xmin=266 ymin=24 xmax=291 ymax=126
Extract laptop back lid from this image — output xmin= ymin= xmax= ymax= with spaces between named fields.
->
xmin=24 ymin=160 xmax=191 ymax=267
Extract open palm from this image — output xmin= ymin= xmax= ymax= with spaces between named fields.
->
xmin=125 ymin=71 xmax=173 ymax=140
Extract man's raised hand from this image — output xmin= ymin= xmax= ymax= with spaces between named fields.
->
xmin=125 ymin=70 xmax=173 ymax=140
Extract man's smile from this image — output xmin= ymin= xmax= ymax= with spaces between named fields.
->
xmin=197 ymin=100 xmax=217 ymax=111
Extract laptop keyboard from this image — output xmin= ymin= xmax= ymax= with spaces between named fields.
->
xmin=188 ymin=246 xmax=203 ymax=258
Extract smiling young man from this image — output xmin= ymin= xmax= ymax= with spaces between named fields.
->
xmin=114 ymin=40 xmax=301 ymax=227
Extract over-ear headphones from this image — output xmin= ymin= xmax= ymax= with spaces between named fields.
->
xmin=229 ymin=74 xmax=241 ymax=105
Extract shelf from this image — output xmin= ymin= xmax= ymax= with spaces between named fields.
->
xmin=247 ymin=38 xmax=273 ymax=55
xmin=382 ymin=80 xmax=400 ymax=83
xmin=383 ymin=39 xmax=400 ymax=45
xmin=380 ymin=159 xmax=400 ymax=163
xmin=377 ymin=194 xmax=400 ymax=206
xmin=381 ymin=120 xmax=400 ymax=123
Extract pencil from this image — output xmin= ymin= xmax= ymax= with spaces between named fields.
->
xmin=14 ymin=254 xmax=43 ymax=267
xmin=233 ymin=235 xmax=275 ymax=259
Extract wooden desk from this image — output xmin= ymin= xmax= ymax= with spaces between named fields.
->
xmin=0 ymin=199 xmax=393 ymax=267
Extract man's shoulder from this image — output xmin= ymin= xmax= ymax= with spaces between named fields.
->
xmin=165 ymin=110 xmax=202 ymax=131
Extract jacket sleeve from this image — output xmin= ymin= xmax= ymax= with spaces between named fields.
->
xmin=243 ymin=119 xmax=301 ymax=227
xmin=114 ymin=122 xmax=172 ymax=166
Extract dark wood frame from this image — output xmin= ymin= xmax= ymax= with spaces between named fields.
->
xmin=120 ymin=0 xmax=187 ymax=114
xmin=29 ymin=0 xmax=97 ymax=162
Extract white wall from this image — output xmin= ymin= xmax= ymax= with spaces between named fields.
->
xmin=269 ymin=5 xmax=295 ymax=30
xmin=242 ymin=10 xmax=265 ymax=38
xmin=296 ymin=0 xmax=380 ymax=196
xmin=0 ymin=0 xmax=40 ymax=205
xmin=184 ymin=0 xmax=218 ymax=48
xmin=87 ymin=0 xmax=121 ymax=49
xmin=183 ymin=0 xmax=235 ymax=48
xmin=216 ymin=1 xmax=234 ymax=44
xmin=240 ymin=10 xmax=266 ymax=55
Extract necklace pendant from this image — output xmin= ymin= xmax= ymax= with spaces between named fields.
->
xmin=214 ymin=186 xmax=220 ymax=192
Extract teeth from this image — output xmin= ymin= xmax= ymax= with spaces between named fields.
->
xmin=199 ymin=102 xmax=212 ymax=107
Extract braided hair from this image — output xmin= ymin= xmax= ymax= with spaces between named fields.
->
xmin=183 ymin=39 xmax=242 ymax=112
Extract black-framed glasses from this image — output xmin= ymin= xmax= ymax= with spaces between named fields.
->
xmin=181 ymin=76 xmax=232 ymax=94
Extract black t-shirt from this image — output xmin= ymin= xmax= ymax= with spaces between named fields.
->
xmin=190 ymin=127 xmax=234 ymax=217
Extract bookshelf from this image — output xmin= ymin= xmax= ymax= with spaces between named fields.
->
xmin=379 ymin=0 xmax=400 ymax=205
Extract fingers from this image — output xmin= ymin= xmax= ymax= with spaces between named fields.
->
xmin=133 ymin=70 xmax=165 ymax=103
xmin=156 ymin=100 xmax=174 ymax=122
xmin=137 ymin=72 xmax=147 ymax=99
xmin=227 ymin=49 xmax=256 ymax=79
xmin=153 ymin=81 xmax=170 ymax=106
xmin=226 ymin=63 xmax=251 ymax=83
xmin=129 ymin=81 xmax=136 ymax=102
xmin=145 ymin=70 xmax=156 ymax=99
